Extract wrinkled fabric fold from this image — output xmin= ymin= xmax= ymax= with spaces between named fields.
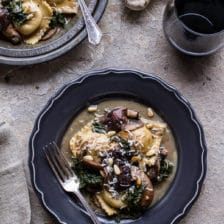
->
xmin=0 ymin=123 xmax=31 ymax=224
xmin=0 ymin=163 xmax=31 ymax=224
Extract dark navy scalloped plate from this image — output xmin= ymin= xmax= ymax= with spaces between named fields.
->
xmin=29 ymin=69 xmax=207 ymax=224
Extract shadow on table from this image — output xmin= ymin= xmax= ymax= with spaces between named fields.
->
xmin=0 ymin=39 xmax=95 ymax=85
xmin=171 ymin=47 xmax=215 ymax=80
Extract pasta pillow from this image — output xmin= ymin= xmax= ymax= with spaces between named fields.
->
xmin=15 ymin=0 xmax=53 ymax=44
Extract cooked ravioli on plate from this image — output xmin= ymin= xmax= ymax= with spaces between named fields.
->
xmin=61 ymin=100 xmax=177 ymax=220
xmin=0 ymin=0 xmax=78 ymax=45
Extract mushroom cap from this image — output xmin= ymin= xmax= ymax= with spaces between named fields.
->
xmin=131 ymin=167 xmax=154 ymax=208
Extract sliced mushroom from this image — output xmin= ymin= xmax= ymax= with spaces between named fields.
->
xmin=141 ymin=171 xmax=154 ymax=208
xmin=118 ymin=130 xmax=130 ymax=140
xmin=2 ymin=24 xmax=22 ymax=44
xmin=0 ymin=8 xmax=21 ymax=44
xmin=125 ymin=119 xmax=144 ymax=131
xmin=42 ymin=27 xmax=57 ymax=41
xmin=100 ymin=107 xmax=128 ymax=131
xmin=131 ymin=167 xmax=154 ymax=208
xmin=147 ymin=166 xmax=158 ymax=180
xmin=0 ymin=7 xmax=9 ymax=32
xmin=82 ymin=156 xmax=103 ymax=170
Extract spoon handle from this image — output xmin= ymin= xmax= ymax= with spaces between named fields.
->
xmin=78 ymin=0 xmax=102 ymax=45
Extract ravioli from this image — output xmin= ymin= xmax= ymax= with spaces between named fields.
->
xmin=132 ymin=126 xmax=153 ymax=153
xmin=15 ymin=1 xmax=42 ymax=36
xmin=66 ymin=105 xmax=175 ymax=220
xmin=70 ymin=122 xmax=117 ymax=160
xmin=15 ymin=0 xmax=53 ymax=44
xmin=1 ymin=0 xmax=78 ymax=45
xmin=47 ymin=0 xmax=78 ymax=14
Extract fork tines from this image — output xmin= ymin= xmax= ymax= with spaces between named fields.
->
xmin=44 ymin=142 xmax=75 ymax=183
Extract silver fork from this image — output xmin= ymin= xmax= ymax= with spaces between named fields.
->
xmin=44 ymin=142 xmax=101 ymax=224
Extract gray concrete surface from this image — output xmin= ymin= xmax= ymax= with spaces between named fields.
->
xmin=0 ymin=0 xmax=224 ymax=223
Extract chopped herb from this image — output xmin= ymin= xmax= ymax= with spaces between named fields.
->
xmin=111 ymin=185 xmax=145 ymax=223
xmin=72 ymin=157 xmax=103 ymax=189
xmin=115 ymin=184 xmax=146 ymax=220
xmin=110 ymin=136 xmax=138 ymax=158
xmin=110 ymin=136 xmax=130 ymax=150
xmin=50 ymin=11 xmax=66 ymax=28
xmin=126 ymin=184 xmax=145 ymax=209
xmin=104 ymin=107 xmax=111 ymax=114
xmin=2 ymin=0 xmax=27 ymax=25
xmin=92 ymin=120 xmax=107 ymax=134
xmin=157 ymin=159 xmax=173 ymax=182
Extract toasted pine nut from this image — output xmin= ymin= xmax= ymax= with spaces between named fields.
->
xmin=83 ymin=155 xmax=93 ymax=161
xmin=147 ymin=108 xmax=154 ymax=117
xmin=127 ymin=109 xmax=139 ymax=118
xmin=107 ymin=158 xmax=114 ymax=166
xmin=107 ymin=131 xmax=116 ymax=137
xmin=88 ymin=105 xmax=98 ymax=113
xmin=136 ymin=177 xmax=142 ymax=186
xmin=113 ymin=164 xmax=121 ymax=175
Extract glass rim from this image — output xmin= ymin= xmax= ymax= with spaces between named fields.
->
xmin=174 ymin=0 xmax=224 ymax=37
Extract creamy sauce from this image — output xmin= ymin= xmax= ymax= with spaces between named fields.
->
xmin=61 ymin=99 xmax=178 ymax=209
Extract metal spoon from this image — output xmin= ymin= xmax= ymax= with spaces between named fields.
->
xmin=78 ymin=0 xmax=103 ymax=45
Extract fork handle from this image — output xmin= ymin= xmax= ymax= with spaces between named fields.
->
xmin=74 ymin=190 xmax=101 ymax=224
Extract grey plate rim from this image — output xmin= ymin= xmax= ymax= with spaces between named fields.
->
xmin=0 ymin=0 xmax=108 ymax=65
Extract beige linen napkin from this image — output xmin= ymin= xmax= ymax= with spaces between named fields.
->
xmin=0 ymin=123 xmax=31 ymax=224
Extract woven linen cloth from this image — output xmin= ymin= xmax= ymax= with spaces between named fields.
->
xmin=0 ymin=123 xmax=31 ymax=224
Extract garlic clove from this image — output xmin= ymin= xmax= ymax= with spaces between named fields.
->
xmin=124 ymin=0 xmax=151 ymax=11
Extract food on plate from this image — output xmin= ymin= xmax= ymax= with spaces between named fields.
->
xmin=65 ymin=101 xmax=176 ymax=220
xmin=0 ymin=0 xmax=78 ymax=45
xmin=0 ymin=4 xmax=22 ymax=44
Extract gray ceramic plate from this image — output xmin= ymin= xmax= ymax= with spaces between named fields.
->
xmin=0 ymin=0 xmax=108 ymax=65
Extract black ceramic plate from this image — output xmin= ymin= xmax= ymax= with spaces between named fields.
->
xmin=0 ymin=0 xmax=108 ymax=65
xmin=29 ymin=69 xmax=207 ymax=224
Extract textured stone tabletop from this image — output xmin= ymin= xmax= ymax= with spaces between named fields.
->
xmin=0 ymin=1 xmax=224 ymax=224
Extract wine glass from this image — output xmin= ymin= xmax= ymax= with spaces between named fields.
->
xmin=163 ymin=0 xmax=224 ymax=56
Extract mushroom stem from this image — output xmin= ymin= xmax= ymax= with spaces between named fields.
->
xmin=82 ymin=157 xmax=103 ymax=170
xmin=127 ymin=109 xmax=139 ymax=118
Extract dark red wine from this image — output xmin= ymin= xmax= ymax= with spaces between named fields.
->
xmin=176 ymin=0 xmax=224 ymax=34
